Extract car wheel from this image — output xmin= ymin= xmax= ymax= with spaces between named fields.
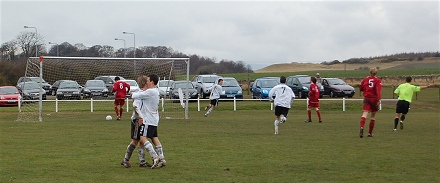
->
xmin=330 ymin=91 xmax=335 ymax=98
xmin=348 ymin=95 xmax=353 ymax=98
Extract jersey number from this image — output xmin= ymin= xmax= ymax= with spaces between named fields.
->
xmin=119 ymin=83 xmax=124 ymax=89
xmin=368 ymin=79 xmax=374 ymax=88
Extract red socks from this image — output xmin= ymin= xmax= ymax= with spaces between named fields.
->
xmin=360 ymin=117 xmax=366 ymax=128
xmin=368 ymin=119 xmax=375 ymax=134
xmin=114 ymin=106 xmax=119 ymax=117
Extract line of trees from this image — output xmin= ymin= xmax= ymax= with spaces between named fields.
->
xmin=0 ymin=32 xmax=252 ymax=85
xmin=321 ymin=52 xmax=440 ymax=65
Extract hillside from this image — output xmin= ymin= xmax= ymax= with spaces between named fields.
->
xmin=255 ymin=57 xmax=440 ymax=73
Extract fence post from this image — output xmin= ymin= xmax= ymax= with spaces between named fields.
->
xmin=91 ymin=98 xmax=93 ymax=112
xmin=56 ymin=98 xmax=58 ymax=112
xmin=234 ymin=97 xmax=236 ymax=111
xmin=270 ymin=102 xmax=273 ymax=110
xmin=342 ymin=97 xmax=345 ymax=111
xmin=126 ymin=98 xmax=129 ymax=112
xmin=161 ymin=98 xmax=165 ymax=112
xmin=197 ymin=97 xmax=200 ymax=111
xmin=18 ymin=95 xmax=22 ymax=112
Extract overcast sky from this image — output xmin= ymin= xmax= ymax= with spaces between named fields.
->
xmin=1 ymin=0 xmax=439 ymax=70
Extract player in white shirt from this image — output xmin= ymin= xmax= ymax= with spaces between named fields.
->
xmin=268 ymin=76 xmax=295 ymax=135
xmin=205 ymin=78 xmax=223 ymax=117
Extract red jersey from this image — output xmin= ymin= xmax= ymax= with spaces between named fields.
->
xmin=112 ymin=81 xmax=130 ymax=99
xmin=360 ymin=76 xmax=382 ymax=99
xmin=308 ymin=83 xmax=320 ymax=102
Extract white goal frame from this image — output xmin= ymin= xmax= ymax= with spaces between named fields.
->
xmin=18 ymin=56 xmax=190 ymax=122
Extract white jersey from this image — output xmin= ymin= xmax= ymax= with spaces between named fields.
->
xmin=209 ymin=84 xmax=223 ymax=100
xmin=131 ymin=87 xmax=160 ymax=126
xmin=131 ymin=97 xmax=142 ymax=120
xmin=269 ymin=83 xmax=295 ymax=108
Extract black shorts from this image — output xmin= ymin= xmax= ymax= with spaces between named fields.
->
xmin=131 ymin=119 xmax=144 ymax=140
xmin=274 ymin=106 xmax=290 ymax=117
xmin=396 ymin=100 xmax=410 ymax=114
xmin=210 ymin=99 xmax=219 ymax=106
xmin=144 ymin=125 xmax=158 ymax=139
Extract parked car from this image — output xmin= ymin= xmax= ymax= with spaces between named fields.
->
xmin=262 ymin=77 xmax=281 ymax=84
xmin=120 ymin=79 xmax=140 ymax=97
xmin=0 ymin=86 xmax=21 ymax=106
xmin=16 ymin=81 xmax=47 ymax=101
xmin=158 ymin=80 xmax=174 ymax=98
xmin=286 ymin=75 xmax=324 ymax=98
xmin=82 ymin=80 xmax=109 ymax=98
xmin=170 ymin=81 xmax=198 ymax=102
xmin=191 ymin=74 xmax=221 ymax=99
xmin=17 ymin=76 xmax=51 ymax=95
xmin=215 ymin=77 xmax=243 ymax=99
xmin=56 ymin=80 xmax=82 ymax=100
xmin=250 ymin=78 xmax=279 ymax=99
xmin=321 ymin=78 xmax=355 ymax=98
xmin=51 ymin=80 xmax=71 ymax=96
xmin=94 ymin=76 xmax=126 ymax=93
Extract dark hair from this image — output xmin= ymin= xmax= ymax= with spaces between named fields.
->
xmin=280 ymin=76 xmax=286 ymax=84
xmin=406 ymin=76 xmax=412 ymax=83
xmin=148 ymin=74 xmax=159 ymax=85
xmin=311 ymin=76 xmax=317 ymax=83
xmin=114 ymin=76 xmax=120 ymax=81
xmin=218 ymin=79 xmax=223 ymax=83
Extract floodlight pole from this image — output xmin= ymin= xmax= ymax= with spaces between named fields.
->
xmin=122 ymin=32 xmax=135 ymax=58
xmin=114 ymin=38 xmax=126 ymax=58
xmin=24 ymin=26 xmax=38 ymax=57
xmin=48 ymin=42 xmax=59 ymax=56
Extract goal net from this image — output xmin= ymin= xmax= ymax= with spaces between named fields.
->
xmin=17 ymin=56 xmax=190 ymax=122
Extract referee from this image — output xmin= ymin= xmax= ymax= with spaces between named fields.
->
xmin=393 ymin=76 xmax=433 ymax=131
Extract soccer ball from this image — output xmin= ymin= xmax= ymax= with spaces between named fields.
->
xmin=106 ymin=115 xmax=112 ymax=121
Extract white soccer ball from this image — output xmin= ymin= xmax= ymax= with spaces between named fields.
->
xmin=106 ymin=115 xmax=112 ymax=121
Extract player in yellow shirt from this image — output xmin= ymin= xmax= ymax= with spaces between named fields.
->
xmin=393 ymin=76 xmax=433 ymax=131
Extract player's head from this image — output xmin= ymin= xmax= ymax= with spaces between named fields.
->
xmin=280 ymin=76 xmax=286 ymax=84
xmin=148 ymin=74 xmax=159 ymax=85
xmin=316 ymin=73 xmax=320 ymax=77
xmin=406 ymin=76 xmax=412 ymax=83
xmin=115 ymin=76 xmax=120 ymax=81
xmin=137 ymin=75 xmax=148 ymax=88
xmin=310 ymin=76 xmax=317 ymax=84
xmin=218 ymin=79 xmax=223 ymax=85
xmin=370 ymin=68 xmax=378 ymax=76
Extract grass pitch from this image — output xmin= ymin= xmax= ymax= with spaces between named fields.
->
xmin=0 ymin=97 xmax=439 ymax=183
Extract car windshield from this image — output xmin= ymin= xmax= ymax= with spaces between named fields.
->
xmin=86 ymin=81 xmax=105 ymax=87
xmin=261 ymin=80 xmax=278 ymax=88
xmin=328 ymin=79 xmax=346 ymax=85
xmin=0 ymin=87 xmax=19 ymax=94
xmin=159 ymin=80 xmax=173 ymax=87
xmin=298 ymin=77 xmax=311 ymax=84
xmin=174 ymin=82 xmax=194 ymax=89
xmin=21 ymin=82 xmax=40 ymax=90
xmin=111 ymin=76 xmax=125 ymax=81
xmin=222 ymin=79 xmax=240 ymax=87
xmin=202 ymin=77 xmax=217 ymax=83
xmin=124 ymin=80 xmax=138 ymax=86
xmin=60 ymin=82 xmax=78 ymax=89
xmin=29 ymin=77 xmax=46 ymax=83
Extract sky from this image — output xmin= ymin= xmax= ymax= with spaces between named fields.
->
xmin=1 ymin=0 xmax=439 ymax=70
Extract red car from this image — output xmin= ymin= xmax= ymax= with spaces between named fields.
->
xmin=0 ymin=86 xmax=21 ymax=106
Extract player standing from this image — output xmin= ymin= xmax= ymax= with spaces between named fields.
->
xmin=112 ymin=77 xmax=130 ymax=120
xmin=358 ymin=68 xmax=382 ymax=138
xmin=269 ymin=76 xmax=295 ymax=135
xmin=305 ymin=77 xmax=322 ymax=123
xmin=204 ymin=78 xmax=223 ymax=117
xmin=393 ymin=76 xmax=433 ymax=131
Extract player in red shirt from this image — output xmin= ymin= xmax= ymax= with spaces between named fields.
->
xmin=358 ymin=68 xmax=382 ymax=138
xmin=305 ymin=77 xmax=322 ymax=123
xmin=112 ymin=76 xmax=130 ymax=120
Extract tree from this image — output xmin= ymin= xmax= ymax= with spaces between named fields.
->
xmin=1 ymin=41 xmax=18 ymax=60
xmin=15 ymin=31 xmax=44 ymax=57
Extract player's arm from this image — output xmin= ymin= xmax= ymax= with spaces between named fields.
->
xmin=132 ymin=89 xmax=151 ymax=99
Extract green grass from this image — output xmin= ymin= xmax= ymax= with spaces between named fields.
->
xmin=0 ymin=90 xmax=439 ymax=182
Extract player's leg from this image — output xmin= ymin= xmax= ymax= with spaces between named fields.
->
xmin=121 ymin=139 xmax=138 ymax=168
xmin=143 ymin=126 xmax=161 ymax=169
xmin=274 ymin=107 xmax=281 ymax=134
xmin=114 ymin=100 xmax=120 ymax=119
xmin=368 ymin=111 xmax=377 ymax=137
xmin=359 ymin=98 xmax=371 ymax=138
xmin=205 ymin=99 xmax=217 ymax=117
xmin=305 ymin=105 xmax=312 ymax=123
xmin=394 ymin=113 xmax=401 ymax=131
xmin=118 ymin=100 xmax=125 ymax=120
xmin=315 ymin=106 xmax=322 ymax=123
xmin=399 ymin=101 xmax=409 ymax=130
xmin=152 ymin=137 xmax=166 ymax=166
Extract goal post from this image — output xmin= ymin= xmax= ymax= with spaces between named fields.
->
xmin=17 ymin=56 xmax=190 ymax=122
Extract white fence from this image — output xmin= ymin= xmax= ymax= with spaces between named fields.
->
xmin=6 ymin=97 xmax=398 ymax=112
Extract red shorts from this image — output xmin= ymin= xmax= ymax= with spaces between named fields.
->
xmin=308 ymin=101 xmax=320 ymax=108
xmin=114 ymin=98 xmax=125 ymax=106
xmin=362 ymin=97 xmax=379 ymax=112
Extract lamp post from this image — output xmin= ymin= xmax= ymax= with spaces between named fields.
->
xmin=48 ymin=42 xmax=59 ymax=57
xmin=114 ymin=38 xmax=126 ymax=58
xmin=122 ymin=32 xmax=135 ymax=58
xmin=24 ymin=26 xmax=38 ymax=57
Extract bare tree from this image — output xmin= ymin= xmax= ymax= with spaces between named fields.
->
xmin=15 ymin=31 xmax=44 ymax=57
xmin=1 ymin=41 xmax=18 ymax=60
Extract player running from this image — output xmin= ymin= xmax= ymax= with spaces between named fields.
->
xmin=269 ymin=76 xmax=295 ymax=135
xmin=358 ymin=68 xmax=382 ymax=138
xmin=305 ymin=76 xmax=322 ymax=123
xmin=204 ymin=78 xmax=223 ymax=117
xmin=112 ymin=77 xmax=130 ymax=120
